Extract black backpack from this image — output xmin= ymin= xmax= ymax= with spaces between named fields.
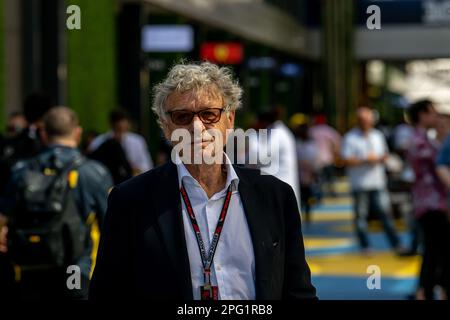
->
xmin=8 ymin=154 xmax=86 ymax=268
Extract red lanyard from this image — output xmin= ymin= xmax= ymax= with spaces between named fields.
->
xmin=180 ymin=181 xmax=233 ymax=286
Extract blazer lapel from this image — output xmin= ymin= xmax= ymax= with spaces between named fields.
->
xmin=234 ymin=165 xmax=275 ymax=299
xmin=154 ymin=161 xmax=193 ymax=299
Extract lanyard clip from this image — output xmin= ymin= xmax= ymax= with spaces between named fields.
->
xmin=203 ymin=267 xmax=211 ymax=285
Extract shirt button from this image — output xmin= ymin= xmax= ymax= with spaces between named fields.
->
xmin=216 ymin=265 xmax=221 ymax=271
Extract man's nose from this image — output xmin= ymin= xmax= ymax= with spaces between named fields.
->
xmin=190 ymin=115 xmax=206 ymax=133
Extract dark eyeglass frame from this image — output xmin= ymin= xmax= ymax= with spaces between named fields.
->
xmin=165 ymin=108 xmax=225 ymax=125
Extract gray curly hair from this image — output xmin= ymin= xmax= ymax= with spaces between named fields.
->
xmin=152 ymin=61 xmax=243 ymax=126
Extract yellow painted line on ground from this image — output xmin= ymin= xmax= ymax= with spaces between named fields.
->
xmin=331 ymin=220 xmax=407 ymax=233
xmin=321 ymin=197 xmax=353 ymax=205
xmin=333 ymin=182 xmax=351 ymax=194
xmin=311 ymin=212 xmax=353 ymax=222
xmin=307 ymin=251 xmax=421 ymax=278
xmin=304 ymin=237 xmax=353 ymax=250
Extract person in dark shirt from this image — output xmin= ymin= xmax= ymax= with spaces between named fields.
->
xmin=0 ymin=93 xmax=54 ymax=194
xmin=88 ymin=137 xmax=133 ymax=185
xmin=0 ymin=106 xmax=113 ymax=299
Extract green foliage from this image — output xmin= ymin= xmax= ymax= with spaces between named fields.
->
xmin=66 ymin=0 xmax=117 ymax=133
xmin=0 ymin=0 xmax=5 ymax=132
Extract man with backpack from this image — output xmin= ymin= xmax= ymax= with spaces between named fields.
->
xmin=0 ymin=106 xmax=113 ymax=299
xmin=0 ymin=93 xmax=54 ymax=195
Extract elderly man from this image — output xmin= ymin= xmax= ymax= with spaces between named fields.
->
xmin=89 ymin=61 xmax=316 ymax=300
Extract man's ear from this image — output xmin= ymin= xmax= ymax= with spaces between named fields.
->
xmin=40 ymin=130 xmax=49 ymax=146
xmin=74 ymin=126 xmax=83 ymax=145
xmin=227 ymin=110 xmax=236 ymax=128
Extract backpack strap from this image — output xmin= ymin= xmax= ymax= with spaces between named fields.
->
xmin=57 ymin=153 xmax=85 ymax=174
xmin=52 ymin=154 xmax=86 ymax=190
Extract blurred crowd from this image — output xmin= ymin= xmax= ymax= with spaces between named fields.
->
xmin=231 ymin=101 xmax=450 ymax=300
xmin=0 ymin=93 xmax=155 ymax=299
xmin=0 ymin=93 xmax=449 ymax=300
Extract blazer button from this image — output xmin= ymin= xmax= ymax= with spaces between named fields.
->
xmin=273 ymin=241 xmax=279 ymax=248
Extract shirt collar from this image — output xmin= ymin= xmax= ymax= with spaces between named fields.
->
xmin=356 ymin=127 xmax=373 ymax=136
xmin=175 ymin=152 xmax=239 ymax=192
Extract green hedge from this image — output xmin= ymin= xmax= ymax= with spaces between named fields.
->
xmin=66 ymin=0 xmax=117 ymax=133
xmin=0 ymin=0 xmax=4 ymax=132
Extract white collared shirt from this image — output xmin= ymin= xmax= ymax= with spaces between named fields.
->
xmin=176 ymin=154 xmax=256 ymax=300
xmin=341 ymin=128 xmax=388 ymax=191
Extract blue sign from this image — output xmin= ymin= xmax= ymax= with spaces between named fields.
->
xmin=280 ymin=63 xmax=303 ymax=77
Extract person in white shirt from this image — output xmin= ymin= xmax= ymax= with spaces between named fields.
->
xmin=295 ymin=123 xmax=319 ymax=224
xmin=310 ymin=114 xmax=341 ymax=198
xmin=89 ymin=61 xmax=316 ymax=300
xmin=269 ymin=119 xmax=301 ymax=205
xmin=88 ymin=110 xmax=153 ymax=175
xmin=341 ymin=106 xmax=402 ymax=254
xmin=176 ymin=152 xmax=255 ymax=299
xmin=247 ymin=109 xmax=301 ymax=207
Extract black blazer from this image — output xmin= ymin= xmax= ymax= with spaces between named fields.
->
xmin=89 ymin=161 xmax=317 ymax=300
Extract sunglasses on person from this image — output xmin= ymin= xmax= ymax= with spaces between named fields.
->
xmin=166 ymin=108 xmax=225 ymax=125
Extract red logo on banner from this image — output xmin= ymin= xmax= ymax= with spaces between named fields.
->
xmin=200 ymin=42 xmax=243 ymax=64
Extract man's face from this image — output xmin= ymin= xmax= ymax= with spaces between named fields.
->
xmin=436 ymin=113 xmax=450 ymax=135
xmin=357 ymin=108 xmax=374 ymax=131
xmin=112 ymin=119 xmax=129 ymax=139
xmin=162 ymin=88 xmax=235 ymax=163
xmin=7 ymin=115 xmax=27 ymax=137
xmin=421 ymin=105 xmax=438 ymax=129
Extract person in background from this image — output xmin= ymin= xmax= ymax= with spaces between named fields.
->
xmin=3 ymin=94 xmax=53 ymax=158
xmin=0 ymin=93 xmax=54 ymax=195
xmin=0 ymin=212 xmax=16 ymax=298
xmin=88 ymin=110 xmax=154 ymax=176
xmin=5 ymin=112 xmax=27 ymax=139
xmin=392 ymin=117 xmax=414 ymax=158
xmin=391 ymin=117 xmax=418 ymax=257
xmin=294 ymin=122 xmax=319 ymax=224
xmin=341 ymin=106 xmax=403 ymax=255
xmin=310 ymin=114 xmax=341 ymax=198
xmin=435 ymin=113 xmax=450 ymax=146
xmin=0 ymin=102 xmax=47 ymax=299
xmin=88 ymin=135 xmax=133 ymax=185
xmin=81 ymin=130 xmax=99 ymax=154
xmin=408 ymin=100 xmax=449 ymax=300
xmin=0 ymin=107 xmax=113 ymax=299
xmin=435 ymin=126 xmax=450 ymax=301
xmin=436 ymin=118 xmax=450 ymax=208
xmin=248 ymin=107 xmax=301 ymax=207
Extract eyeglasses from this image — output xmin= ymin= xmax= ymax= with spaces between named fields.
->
xmin=166 ymin=108 xmax=224 ymax=125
